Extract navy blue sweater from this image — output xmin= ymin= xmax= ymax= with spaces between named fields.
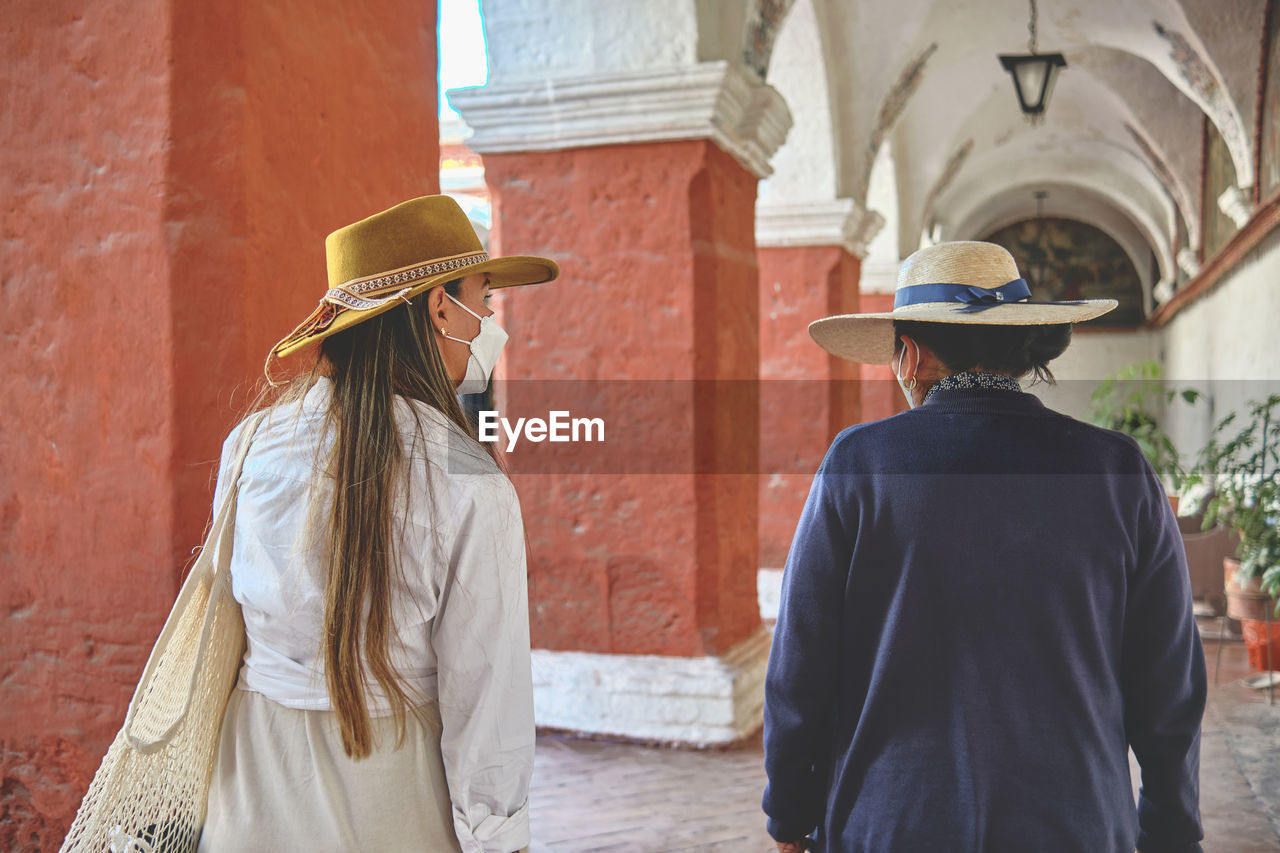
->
xmin=762 ymin=388 xmax=1206 ymax=853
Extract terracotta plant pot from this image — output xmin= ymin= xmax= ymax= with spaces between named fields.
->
xmin=1225 ymin=557 xmax=1280 ymax=672
xmin=1240 ymin=620 xmax=1280 ymax=673
xmin=1168 ymin=494 xmax=1180 ymax=516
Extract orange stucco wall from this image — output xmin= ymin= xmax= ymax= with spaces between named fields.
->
xmin=483 ymin=140 xmax=762 ymax=657
xmin=167 ymin=0 xmax=442 ymax=583
xmin=758 ymin=245 xmax=863 ymax=568
xmin=0 ymin=0 xmax=438 ymax=844
xmin=2 ymin=4 xmax=177 ymax=843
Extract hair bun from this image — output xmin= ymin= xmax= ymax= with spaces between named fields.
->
xmin=1025 ymin=326 xmax=1072 ymax=366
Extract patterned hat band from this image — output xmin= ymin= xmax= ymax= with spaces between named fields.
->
xmin=323 ymin=250 xmax=490 ymax=311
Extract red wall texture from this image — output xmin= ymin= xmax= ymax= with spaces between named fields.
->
xmin=167 ymin=0 xmax=442 ymax=586
xmin=1 ymin=4 xmax=176 ymax=843
xmin=0 ymin=0 xmax=438 ymax=845
xmin=758 ymin=245 xmax=863 ymax=568
xmin=484 ymin=140 xmax=762 ymax=658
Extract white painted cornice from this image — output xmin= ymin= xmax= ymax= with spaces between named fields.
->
xmin=755 ymin=198 xmax=886 ymax=258
xmin=448 ymin=61 xmax=792 ymax=179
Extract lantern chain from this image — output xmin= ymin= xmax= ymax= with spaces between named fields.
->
xmin=1028 ymin=0 xmax=1039 ymax=55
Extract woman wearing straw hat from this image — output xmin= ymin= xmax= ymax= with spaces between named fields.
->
xmin=762 ymin=241 xmax=1206 ymax=853
xmin=197 ymin=196 xmax=556 ymax=853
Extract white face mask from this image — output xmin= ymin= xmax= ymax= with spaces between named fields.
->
xmin=895 ymin=340 xmax=917 ymax=409
xmin=440 ymin=291 xmax=508 ymax=395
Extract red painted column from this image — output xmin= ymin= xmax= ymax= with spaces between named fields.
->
xmin=2 ymin=5 xmax=175 ymax=841
xmin=757 ymin=246 xmax=863 ymax=569
xmin=0 ymin=0 xmax=437 ymax=843
xmin=484 ymin=140 xmax=761 ymax=658
xmin=167 ymin=0 xmax=441 ymax=580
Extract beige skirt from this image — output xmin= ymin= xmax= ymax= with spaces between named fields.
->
xmin=198 ymin=688 xmax=463 ymax=853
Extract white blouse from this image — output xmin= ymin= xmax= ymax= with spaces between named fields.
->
xmin=212 ymin=377 xmax=533 ymax=853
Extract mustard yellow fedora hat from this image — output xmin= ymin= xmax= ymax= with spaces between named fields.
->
xmin=809 ymin=241 xmax=1116 ymax=364
xmin=271 ymin=195 xmax=558 ymax=360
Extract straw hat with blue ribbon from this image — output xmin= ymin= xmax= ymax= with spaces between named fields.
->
xmin=269 ymin=195 xmax=558 ymax=364
xmin=809 ymin=240 xmax=1117 ymax=364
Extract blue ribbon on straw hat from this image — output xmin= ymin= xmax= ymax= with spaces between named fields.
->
xmin=894 ymin=277 xmax=1088 ymax=313
xmin=808 ymin=241 xmax=1117 ymax=364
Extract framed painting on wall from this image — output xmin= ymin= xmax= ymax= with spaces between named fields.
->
xmin=982 ymin=217 xmax=1145 ymax=327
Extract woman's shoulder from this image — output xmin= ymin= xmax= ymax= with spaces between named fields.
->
xmin=819 ymin=396 xmax=1152 ymax=475
xmin=395 ymin=397 xmax=516 ymax=503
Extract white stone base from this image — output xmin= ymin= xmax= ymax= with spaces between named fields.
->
xmin=531 ymin=625 xmax=772 ymax=746
xmin=757 ymin=567 xmax=784 ymax=622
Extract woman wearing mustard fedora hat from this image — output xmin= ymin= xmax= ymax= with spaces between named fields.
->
xmin=197 ymin=196 xmax=556 ymax=853
xmin=763 ymin=241 xmax=1206 ymax=853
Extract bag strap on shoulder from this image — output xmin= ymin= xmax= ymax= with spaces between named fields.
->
xmin=123 ymin=409 xmax=270 ymax=749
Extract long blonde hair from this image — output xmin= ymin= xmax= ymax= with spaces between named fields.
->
xmin=310 ymin=281 xmax=495 ymax=758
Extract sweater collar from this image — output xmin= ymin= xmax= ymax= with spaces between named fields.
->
xmin=918 ymin=371 xmax=1048 ymax=414
xmin=923 ymin=370 xmax=1021 ymax=404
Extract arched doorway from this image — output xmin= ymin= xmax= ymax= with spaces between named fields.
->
xmin=981 ymin=217 xmax=1146 ymax=326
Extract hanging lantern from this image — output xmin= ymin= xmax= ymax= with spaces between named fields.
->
xmin=999 ymin=0 xmax=1066 ymax=126
xmin=999 ymin=53 xmax=1067 ymax=123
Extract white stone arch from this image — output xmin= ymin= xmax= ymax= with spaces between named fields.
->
xmin=756 ymin=0 xmax=883 ymax=254
xmin=1068 ymin=45 xmax=1203 ymax=250
xmin=952 ymin=183 xmax=1164 ymax=318
xmin=758 ymin=0 xmax=836 ymax=204
xmin=939 ymin=143 xmax=1177 ymax=313
xmin=740 ymin=0 xmax=799 ymax=77
xmin=1177 ymin=0 xmax=1269 ymax=180
xmin=1017 ymin=0 xmax=1257 ymax=191
xmin=909 ymin=57 xmax=1182 ymax=241
xmin=808 ymin=0 xmax=1260 ymax=241
xmin=812 ymin=0 xmax=934 ymax=206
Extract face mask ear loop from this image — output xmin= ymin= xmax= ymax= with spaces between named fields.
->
xmin=445 ymin=290 xmax=484 ymax=322
xmin=441 ymin=291 xmax=489 ymax=346
xmin=897 ymin=340 xmax=919 ymax=392
xmin=440 ymin=328 xmax=478 ymax=347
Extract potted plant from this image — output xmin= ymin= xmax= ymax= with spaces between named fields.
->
xmin=1090 ymin=360 xmax=1201 ymax=511
xmin=1189 ymin=394 xmax=1280 ymax=672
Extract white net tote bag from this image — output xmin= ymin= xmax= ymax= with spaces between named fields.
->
xmin=61 ymin=410 xmax=267 ymax=853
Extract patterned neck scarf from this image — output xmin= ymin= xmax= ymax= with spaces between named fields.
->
xmin=924 ymin=370 xmax=1022 ymax=404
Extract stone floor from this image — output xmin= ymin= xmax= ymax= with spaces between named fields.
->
xmin=527 ymin=640 xmax=1279 ymax=852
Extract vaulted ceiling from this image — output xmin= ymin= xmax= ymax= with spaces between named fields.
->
xmin=753 ymin=0 xmax=1268 ymax=302
xmin=466 ymin=0 xmax=1267 ymax=309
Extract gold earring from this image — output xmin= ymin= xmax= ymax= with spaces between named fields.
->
xmin=905 ymin=377 xmax=917 ymax=391
xmin=439 ymin=326 xmax=447 ymax=336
